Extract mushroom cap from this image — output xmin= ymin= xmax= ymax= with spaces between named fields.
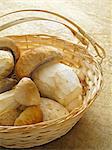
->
xmin=0 ymin=37 xmax=20 ymax=60
xmin=15 ymin=45 xmax=63 ymax=79
xmin=15 ymin=77 xmax=40 ymax=106
xmin=14 ymin=106 xmax=43 ymax=126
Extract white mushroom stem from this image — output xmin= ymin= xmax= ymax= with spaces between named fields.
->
xmin=32 ymin=62 xmax=82 ymax=107
xmin=0 ymin=89 xmax=20 ymax=125
xmin=0 ymin=50 xmax=14 ymax=79
xmin=0 ymin=90 xmax=18 ymax=113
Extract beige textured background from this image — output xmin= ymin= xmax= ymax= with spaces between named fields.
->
xmin=0 ymin=0 xmax=112 ymax=150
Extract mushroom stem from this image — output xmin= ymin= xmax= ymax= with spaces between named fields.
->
xmin=0 ymin=78 xmax=17 ymax=94
xmin=0 ymin=50 xmax=14 ymax=79
xmin=0 ymin=90 xmax=19 ymax=126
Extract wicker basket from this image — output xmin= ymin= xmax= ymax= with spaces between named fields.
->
xmin=0 ymin=10 xmax=105 ymax=148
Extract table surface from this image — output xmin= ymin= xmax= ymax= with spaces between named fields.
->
xmin=0 ymin=0 xmax=111 ymax=150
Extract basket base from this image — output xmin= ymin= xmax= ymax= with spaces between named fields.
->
xmin=0 ymin=116 xmax=81 ymax=149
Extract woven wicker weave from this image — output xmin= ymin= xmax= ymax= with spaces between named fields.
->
xmin=0 ymin=10 xmax=105 ymax=148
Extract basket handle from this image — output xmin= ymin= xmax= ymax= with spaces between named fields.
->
xmin=0 ymin=9 xmax=106 ymax=61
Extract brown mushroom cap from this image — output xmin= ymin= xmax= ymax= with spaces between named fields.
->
xmin=14 ymin=106 xmax=43 ymax=126
xmin=15 ymin=45 xmax=63 ymax=79
xmin=15 ymin=77 xmax=40 ymax=106
xmin=0 ymin=37 xmax=20 ymax=61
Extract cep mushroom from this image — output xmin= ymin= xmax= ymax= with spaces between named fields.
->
xmin=15 ymin=45 xmax=63 ymax=79
xmin=0 ymin=77 xmax=40 ymax=125
xmin=0 ymin=37 xmax=20 ymax=60
xmin=14 ymin=106 xmax=43 ymax=126
xmin=0 ymin=37 xmax=20 ymax=79
xmin=32 ymin=62 xmax=82 ymax=108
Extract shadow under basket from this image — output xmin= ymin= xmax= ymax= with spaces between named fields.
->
xmin=0 ymin=10 xmax=105 ymax=148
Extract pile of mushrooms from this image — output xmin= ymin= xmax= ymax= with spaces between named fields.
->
xmin=0 ymin=37 xmax=84 ymax=126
